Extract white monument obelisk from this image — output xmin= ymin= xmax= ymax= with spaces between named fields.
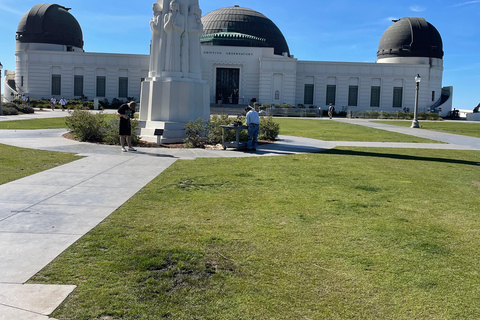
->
xmin=139 ymin=0 xmax=209 ymax=144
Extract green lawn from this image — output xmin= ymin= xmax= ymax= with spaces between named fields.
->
xmin=274 ymin=118 xmax=437 ymax=143
xmin=0 ymin=114 xmax=118 ymax=130
xmin=0 ymin=117 xmax=69 ymax=129
xmin=30 ymin=148 xmax=480 ymax=319
xmin=373 ymin=120 xmax=480 ymax=138
xmin=0 ymin=143 xmax=80 ymax=185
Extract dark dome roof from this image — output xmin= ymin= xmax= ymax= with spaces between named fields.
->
xmin=377 ymin=17 xmax=443 ymax=60
xmin=16 ymin=4 xmax=83 ymax=49
xmin=201 ymin=6 xmax=290 ymax=56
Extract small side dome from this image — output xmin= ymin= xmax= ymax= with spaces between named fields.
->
xmin=16 ymin=4 xmax=84 ymax=49
xmin=201 ymin=6 xmax=290 ymax=56
xmin=377 ymin=17 xmax=443 ymax=60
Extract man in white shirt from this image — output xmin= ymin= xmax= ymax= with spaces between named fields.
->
xmin=245 ymin=106 xmax=260 ymax=151
xmin=60 ymin=97 xmax=67 ymax=111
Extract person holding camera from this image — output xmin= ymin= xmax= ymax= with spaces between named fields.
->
xmin=117 ymin=101 xmax=137 ymax=152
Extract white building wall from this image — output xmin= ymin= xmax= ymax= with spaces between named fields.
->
xmin=14 ymin=49 xmax=149 ymax=101
xmin=14 ymin=43 xmax=447 ymax=114
xmin=296 ymin=60 xmax=435 ymax=112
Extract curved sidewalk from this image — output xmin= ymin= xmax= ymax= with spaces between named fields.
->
xmin=0 ymin=118 xmax=479 ymax=319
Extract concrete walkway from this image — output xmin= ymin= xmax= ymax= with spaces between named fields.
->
xmin=0 ymin=113 xmax=479 ymax=319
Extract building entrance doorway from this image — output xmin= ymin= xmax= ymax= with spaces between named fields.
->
xmin=216 ymin=68 xmax=240 ymax=104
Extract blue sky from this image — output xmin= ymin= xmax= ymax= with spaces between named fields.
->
xmin=1 ymin=0 xmax=479 ymax=109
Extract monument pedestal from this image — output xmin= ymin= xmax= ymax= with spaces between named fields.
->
xmin=138 ymin=78 xmax=210 ymax=144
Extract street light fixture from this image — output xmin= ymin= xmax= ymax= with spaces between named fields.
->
xmin=411 ymin=74 xmax=421 ymax=128
xmin=0 ymin=62 xmax=3 ymax=116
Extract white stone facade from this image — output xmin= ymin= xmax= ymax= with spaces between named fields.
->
xmin=14 ymin=43 xmax=149 ymax=102
xmin=11 ymin=41 xmax=451 ymax=116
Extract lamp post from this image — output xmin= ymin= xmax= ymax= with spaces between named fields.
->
xmin=411 ymin=74 xmax=421 ymax=128
xmin=0 ymin=62 xmax=3 ymax=116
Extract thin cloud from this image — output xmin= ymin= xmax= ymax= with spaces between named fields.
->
xmin=410 ymin=5 xmax=426 ymax=12
xmin=0 ymin=3 xmax=24 ymax=15
xmin=451 ymin=0 xmax=480 ymax=6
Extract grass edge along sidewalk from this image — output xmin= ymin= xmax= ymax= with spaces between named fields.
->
xmin=372 ymin=120 xmax=480 ymax=139
xmin=275 ymin=118 xmax=439 ymax=143
xmin=0 ymin=143 xmax=80 ymax=185
xmin=30 ymin=147 xmax=480 ymax=320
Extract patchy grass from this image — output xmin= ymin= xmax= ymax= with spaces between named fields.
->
xmin=0 ymin=143 xmax=80 ymax=185
xmin=373 ymin=120 xmax=480 ymax=138
xmin=31 ymin=148 xmax=480 ymax=319
xmin=274 ymin=118 xmax=437 ymax=142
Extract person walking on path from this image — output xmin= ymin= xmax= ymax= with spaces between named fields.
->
xmin=328 ymin=103 xmax=335 ymax=119
xmin=117 ymin=101 xmax=137 ymax=152
xmin=245 ymin=105 xmax=260 ymax=151
xmin=50 ymin=96 xmax=56 ymax=111
xmin=60 ymin=97 xmax=67 ymax=111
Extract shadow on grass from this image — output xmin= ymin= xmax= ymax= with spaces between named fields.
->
xmin=322 ymin=149 xmax=480 ymax=166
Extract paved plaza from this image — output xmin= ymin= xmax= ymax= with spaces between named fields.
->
xmin=0 ymin=111 xmax=479 ymax=319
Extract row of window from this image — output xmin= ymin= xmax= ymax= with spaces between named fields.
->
xmin=304 ymin=84 xmax=404 ymax=108
xmin=51 ymin=75 xmax=130 ymax=98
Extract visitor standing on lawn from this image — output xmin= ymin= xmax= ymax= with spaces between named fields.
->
xmin=117 ymin=101 xmax=137 ymax=152
xmin=245 ymin=106 xmax=260 ymax=151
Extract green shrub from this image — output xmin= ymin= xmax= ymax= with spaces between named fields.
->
xmin=15 ymin=104 xmax=35 ymax=114
xmin=207 ymin=115 xmax=247 ymax=144
xmin=184 ymin=114 xmax=279 ymax=148
xmin=260 ymin=103 xmax=270 ymax=109
xmin=65 ymin=108 xmax=107 ymax=142
xmin=184 ymin=118 xmax=209 ymax=148
xmin=65 ymin=107 xmax=140 ymax=144
xmin=259 ymin=116 xmax=280 ymax=141
xmin=1 ymin=105 xmax=18 ymax=115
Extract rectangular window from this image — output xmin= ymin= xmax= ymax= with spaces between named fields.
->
xmin=393 ymin=87 xmax=403 ymax=108
xmin=119 ymin=77 xmax=128 ymax=98
xmin=96 ymin=76 xmax=106 ymax=97
xmin=326 ymin=85 xmax=336 ymax=106
xmin=51 ymin=75 xmax=61 ymax=96
xmin=348 ymin=85 xmax=358 ymax=107
xmin=370 ymin=86 xmax=380 ymax=107
xmin=304 ymin=84 xmax=314 ymax=105
xmin=432 ymin=91 xmax=436 ymax=102
xmin=74 ymin=75 xmax=83 ymax=96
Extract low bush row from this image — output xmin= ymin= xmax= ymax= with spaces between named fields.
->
xmin=185 ymin=114 xmax=280 ymax=148
xmin=1 ymin=101 xmax=35 ymax=115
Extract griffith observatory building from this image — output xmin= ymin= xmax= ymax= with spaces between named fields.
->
xmin=4 ymin=3 xmax=453 ymax=116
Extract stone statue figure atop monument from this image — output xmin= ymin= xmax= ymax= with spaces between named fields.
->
xmin=163 ymin=0 xmax=184 ymax=73
xmin=149 ymin=2 xmax=162 ymax=77
xmin=188 ymin=4 xmax=203 ymax=77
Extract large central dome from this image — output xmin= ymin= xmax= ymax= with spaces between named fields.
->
xmin=201 ymin=5 xmax=290 ymax=56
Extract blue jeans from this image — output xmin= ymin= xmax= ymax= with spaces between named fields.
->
xmin=247 ymin=124 xmax=259 ymax=150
